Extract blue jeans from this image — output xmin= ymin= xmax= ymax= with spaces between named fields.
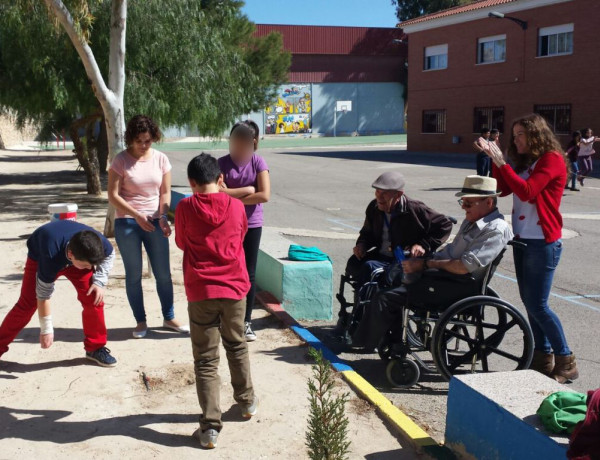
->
xmin=353 ymin=259 xmax=390 ymax=287
xmin=569 ymin=160 xmax=579 ymax=188
xmin=476 ymin=152 xmax=491 ymax=176
xmin=513 ymin=239 xmax=570 ymax=356
xmin=114 ymin=218 xmax=174 ymax=323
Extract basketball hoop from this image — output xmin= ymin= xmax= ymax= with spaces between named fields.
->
xmin=334 ymin=100 xmax=352 ymax=137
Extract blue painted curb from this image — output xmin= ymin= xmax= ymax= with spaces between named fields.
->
xmin=289 ymin=325 xmax=353 ymax=372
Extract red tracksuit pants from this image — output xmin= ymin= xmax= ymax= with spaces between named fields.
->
xmin=0 ymin=257 xmax=107 ymax=357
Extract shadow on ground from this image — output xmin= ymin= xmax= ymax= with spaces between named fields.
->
xmin=0 ymin=406 xmax=198 ymax=447
xmin=0 ymin=326 xmax=191 ymax=352
xmin=0 ymin=153 xmax=76 ymax=163
xmin=0 ymin=153 xmax=108 ymax=222
xmin=274 ymin=149 xmax=476 ymax=170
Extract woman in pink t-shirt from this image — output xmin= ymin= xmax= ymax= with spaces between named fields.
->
xmin=108 ymin=115 xmax=189 ymax=339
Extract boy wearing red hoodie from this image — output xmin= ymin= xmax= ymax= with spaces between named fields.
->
xmin=175 ymin=153 xmax=257 ymax=449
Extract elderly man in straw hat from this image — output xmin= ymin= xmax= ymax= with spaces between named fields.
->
xmin=333 ymin=171 xmax=452 ymax=342
xmin=352 ymin=175 xmax=514 ymax=351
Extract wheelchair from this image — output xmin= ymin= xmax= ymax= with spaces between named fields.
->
xmin=336 ymin=241 xmax=534 ymax=389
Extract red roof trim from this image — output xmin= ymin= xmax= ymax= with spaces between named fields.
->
xmin=398 ymin=0 xmax=517 ymax=27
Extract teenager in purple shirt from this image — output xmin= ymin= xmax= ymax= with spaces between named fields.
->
xmin=218 ymin=120 xmax=270 ymax=341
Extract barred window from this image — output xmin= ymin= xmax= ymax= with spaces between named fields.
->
xmin=473 ymin=107 xmax=504 ymax=133
xmin=422 ymin=110 xmax=446 ymax=134
xmin=534 ymin=104 xmax=571 ymax=135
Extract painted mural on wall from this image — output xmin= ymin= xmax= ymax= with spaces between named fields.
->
xmin=265 ymin=85 xmax=312 ymax=134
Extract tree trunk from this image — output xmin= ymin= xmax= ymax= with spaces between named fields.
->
xmin=70 ymin=113 xmax=102 ymax=195
xmin=102 ymin=107 xmax=125 ymax=236
xmin=43 ymin=0 xmax=127 ymax=235
xmin=97 ymin=116 xmax=109 ymax=173
xmin=0 ymin=130 xmax=5 ymax=150
xmin=102 ymin=0 xmax=127 ymax=237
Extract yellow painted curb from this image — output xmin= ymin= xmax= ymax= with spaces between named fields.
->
xmin=341 ymin=370 xmax=438 ymax=448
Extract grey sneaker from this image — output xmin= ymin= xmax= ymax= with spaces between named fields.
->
xmin=85 ymin=347 xmax=117 ymax=367
xmin=198 ymin=428 xmax=219 ymax=449
xmin=240 ymin=396 xmax=259 ymax=418
xmin=245 ymin=322 xmax=257 ymax=342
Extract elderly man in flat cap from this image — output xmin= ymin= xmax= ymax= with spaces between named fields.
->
xmin=333 ymin=171 xmax=452 ymax=341
xmin=352 ymin=175 xmax=514 ymax=351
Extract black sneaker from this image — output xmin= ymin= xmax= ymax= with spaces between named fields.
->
xmin=86 ymin=347 xmax=117 ymax=367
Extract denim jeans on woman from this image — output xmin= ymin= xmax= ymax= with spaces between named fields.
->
xmin=513 ymin=239 xmax=571 ymax=356
xmin=579 ymin=156 xmax=593 ymax=179
xmin=569 ymin=160 xmax=580 ymax=189
xmin=114 ymin=218 xmax=174 ymax=323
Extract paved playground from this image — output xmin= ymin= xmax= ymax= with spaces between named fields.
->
xmin=165 ymin=141 xmax=600 ymax=442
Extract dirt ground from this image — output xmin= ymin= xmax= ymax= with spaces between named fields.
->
xmin=0 ymin=149 xmax=411 ymax=459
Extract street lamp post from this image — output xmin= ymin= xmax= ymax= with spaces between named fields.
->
xmin=488 ymin=11 xmax=528 ymax=30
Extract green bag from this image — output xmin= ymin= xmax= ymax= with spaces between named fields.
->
xmin=288 ymin=244 xmax=332 ymax=263
xmin=537 ymin=391 xmax=587 ymax=434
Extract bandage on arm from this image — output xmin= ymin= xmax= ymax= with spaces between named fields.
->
xmin=39 ymin=314 xmax=53 ymax=335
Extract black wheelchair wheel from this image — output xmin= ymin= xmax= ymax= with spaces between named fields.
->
xmin=452 ymin=288 xmax=507 ymax=355
xmin=386 ymin=358 xmax=420 ymax=389
xmin=431 ymin=296 xmax=534 ymax=381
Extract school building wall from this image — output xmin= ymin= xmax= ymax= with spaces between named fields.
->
xmin=246 ymin=82 xmax=405 ymax=137
xmin=404 ymin=0 xmax=600 ymax=153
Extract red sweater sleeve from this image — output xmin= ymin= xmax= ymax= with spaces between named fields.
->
xmin=492 ymin=163 xmax=512 ymax=197
xmin=496 ymin=152 xmax=564 ymax=202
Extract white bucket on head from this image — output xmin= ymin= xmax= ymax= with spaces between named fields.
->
xmin=48 ymin=203 xmax=78 ymax=222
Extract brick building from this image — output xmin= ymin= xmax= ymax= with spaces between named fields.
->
xmin=400 ymin=0 xmax=600 ymax=153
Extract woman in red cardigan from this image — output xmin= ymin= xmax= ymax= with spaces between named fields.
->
xmin=484 ymin=113 xmax=578 ymax=383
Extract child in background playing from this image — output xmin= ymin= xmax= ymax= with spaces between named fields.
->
xmin=473 ymin=128 xmax=492 ymax=176
xmin=175 ymin=153 xmax=258 ymax=450
xmin=566 ymin=131 xmax=581 ymax=191
xmin=218 ymin=120 xmax=270 ymax=342
xmin=577 ymin=128 xmax=600 ymax=186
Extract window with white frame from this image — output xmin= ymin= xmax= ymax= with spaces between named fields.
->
xmin=424 ymin=44 xmax=448 ymax=71
xmin=538 ymin=24 xmax=573 ymax=57
xmin=477 ymin=35 xmax=506 ymax=64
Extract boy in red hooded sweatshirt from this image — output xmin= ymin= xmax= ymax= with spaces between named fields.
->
xmin=175 ymin=153 xmax=257 ymax=449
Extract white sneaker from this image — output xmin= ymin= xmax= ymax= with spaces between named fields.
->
xmin=244 ymin=322 xmax=257 ymax=342
xmin=132 ymin=327 xmax=147 ymax=339
xmin=240 ymin=396 xmax=259 ymax=418
xmin=163 ymin=320 xmax=190 ymax=333
xmin=197 ymin=428 xmax=219 ymax=449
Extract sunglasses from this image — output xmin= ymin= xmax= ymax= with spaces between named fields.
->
xmin=457 ymin=198 xmax=486 ymax=208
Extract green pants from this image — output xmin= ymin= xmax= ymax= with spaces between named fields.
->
xmin=188 ymin=298 xmax=255 ymax=432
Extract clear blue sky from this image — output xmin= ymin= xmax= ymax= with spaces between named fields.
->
xmin=241 ymin=0 xmax=399 ymax=28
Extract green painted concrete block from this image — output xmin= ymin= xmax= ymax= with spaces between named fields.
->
xmin=256 ymin=228 xmax=333 ymax=321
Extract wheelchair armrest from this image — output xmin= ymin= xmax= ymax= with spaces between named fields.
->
xmin=507 ymin=239 xmax=527 ymax=249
